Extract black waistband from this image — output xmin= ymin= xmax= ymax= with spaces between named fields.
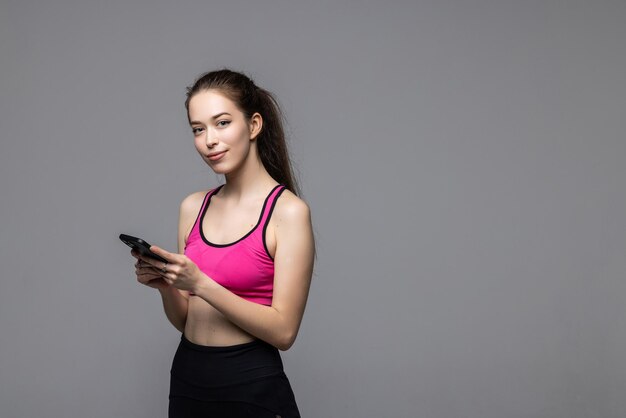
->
xmin=171 ymin=333 xmax=284 ymax=389
xmin=180 ymin=333 xmax=264 ymax=352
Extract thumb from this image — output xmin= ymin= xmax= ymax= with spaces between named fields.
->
xmin=150 ymin=245 xmax=173 ymax=262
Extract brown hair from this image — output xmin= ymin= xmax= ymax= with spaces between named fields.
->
xmin=185 ymin=69 xmax=299 ymax=195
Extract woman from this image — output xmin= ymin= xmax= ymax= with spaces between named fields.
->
xmin=131 ymin=69 xmax=314 ymax=418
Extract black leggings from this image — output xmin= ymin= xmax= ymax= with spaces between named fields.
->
xmin=168 ymin=334 xmax=300 ymax=418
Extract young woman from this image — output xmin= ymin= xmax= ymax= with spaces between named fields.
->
xmin=131 ymin=69 xmax=314 ymax=418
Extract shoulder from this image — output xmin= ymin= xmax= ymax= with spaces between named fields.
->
xmin=273 ymin=189 xmax=311 ymax=228
xmin=180 ymin=190 xmax=210 ymax=215
xmin=179 ymin=186 xmax=222 ymax=217
xmin=271 ymin=189 xmax=315 ymax=261
xmin=178 ymin=189 xmax=214 ymax=248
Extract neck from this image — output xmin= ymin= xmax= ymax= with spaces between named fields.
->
xmin=222 ymin=149 xmax=276 ymax=199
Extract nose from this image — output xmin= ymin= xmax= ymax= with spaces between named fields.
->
xmin=206 ymin=129 xmax=218 ymax=148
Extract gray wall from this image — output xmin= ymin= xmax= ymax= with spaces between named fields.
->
xmin=1 ymin=1 xmax=625 ymax=417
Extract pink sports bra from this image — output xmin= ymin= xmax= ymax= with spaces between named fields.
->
xmin=184 ymin=184 xmax=286 ymax=305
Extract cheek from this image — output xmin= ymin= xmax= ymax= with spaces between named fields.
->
xmin=193 ymin=137 xmax=205 ymax=152
xmin=224 ymin=127 xmax=250 ymax=147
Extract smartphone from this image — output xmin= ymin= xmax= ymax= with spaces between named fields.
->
xmin=119 ymin=234 xmax=168 ymax=263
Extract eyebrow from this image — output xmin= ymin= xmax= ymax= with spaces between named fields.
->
xmin=189 ymin=112 xmax=231 ymax=125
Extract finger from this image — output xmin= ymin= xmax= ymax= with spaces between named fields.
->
xmin=137 ymin=254 xmax=160 ymax=268
xmin=137 ymin=275 xmax=154 ymax=285
xmin=137 ymin=275 xmax=152 ymax=284
xmin=137 ymin=266 xmax=161 ymax=276
xmin=150 ymin=245 xmax=176 ymax=263
xmin=137 ymin=267 xmax=156 ymax=275
xmin=136 ymin=261 xmax=159 ymax=272
xmin=137 ymin=268 xmax=160 ymax=277
xmin=137 ymin=273 xmax=161 ymax=283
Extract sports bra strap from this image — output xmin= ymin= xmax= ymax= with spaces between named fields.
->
xmin=188 ymin=185 xmax=223 ymax=237
xmin=259 ymin=185 xmax=286 ymax=232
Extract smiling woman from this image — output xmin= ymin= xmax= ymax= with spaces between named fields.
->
xmin=189 ymin=90 xmax=262 ymax=175
xmin=130 ymin=69 xmax=314 ymax=418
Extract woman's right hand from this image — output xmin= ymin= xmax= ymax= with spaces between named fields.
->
xmin=132 ymin=250 xmax=170 ymax=290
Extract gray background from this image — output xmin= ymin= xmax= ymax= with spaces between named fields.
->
xmin=1 ymin=1 xmax=625 ymax=417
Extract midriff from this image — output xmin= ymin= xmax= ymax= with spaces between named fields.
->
xmin=183 ymin=296 xmax=256 ymax=346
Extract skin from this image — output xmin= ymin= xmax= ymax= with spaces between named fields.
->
xmin=132 ymin=89 xmax=314 ymax=351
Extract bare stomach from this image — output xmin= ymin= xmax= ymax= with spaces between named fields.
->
xmin=184 ymin=296 xmax=255 ymax=346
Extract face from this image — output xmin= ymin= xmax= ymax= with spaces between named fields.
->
xmin=187 ymin=89 xmax=261 ymax=175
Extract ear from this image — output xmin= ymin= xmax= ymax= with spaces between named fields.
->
xmin=249 ymin=112 xmax=263 ymax=141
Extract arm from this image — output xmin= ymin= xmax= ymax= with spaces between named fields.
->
xmin=153 ymin=197 xmax=190 ymax=332
xmin=157 ymin=193 xmax=209 ymax=331
xmin=157 ymin=286 xmax=188 ymax=332
xmin=136 ymin=193 xmax=206 ymax=332
xmin=133 ymin=253 xmax=188 ymax=333
xmin=147 ymin=193 xmax=315 ymax=350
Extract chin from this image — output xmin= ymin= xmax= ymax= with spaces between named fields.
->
xmin=206 ymin=164 xmax=226 ymax=174
xmin=205 ymin=162 xmax=232 ymax=176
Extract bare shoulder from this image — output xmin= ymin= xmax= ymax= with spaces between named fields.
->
xmin=271 ymin=190 xmax=315 ymax=285
xmin=180 ymin=190 xmax=209 ymax=217
xmin=178 ymin=190 xmax=211 ymax=248
xmin=273 ymin=189 xmax=312 ymax=227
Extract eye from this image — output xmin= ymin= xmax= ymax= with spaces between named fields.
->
xmin=217 ymin=120 xmax=231 ymax=127
xmin=191 ymin=127 xmax=204 ymax=136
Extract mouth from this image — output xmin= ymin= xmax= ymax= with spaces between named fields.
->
xmin=206 ymin=151 xmax=226 ymax=161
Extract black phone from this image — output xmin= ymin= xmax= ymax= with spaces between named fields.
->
xmin=119 ymin=234 xmax=168 ymax=263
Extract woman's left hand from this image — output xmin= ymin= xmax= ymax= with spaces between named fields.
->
xmin=136 ymin=246 xmax=205 ymax=293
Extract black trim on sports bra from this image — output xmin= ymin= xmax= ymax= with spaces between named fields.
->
xmin=262 ymin=186 xmax=286 ymax=260
xmin=186 ymin=186 xmax=223 ymax=245
xmin=199 ymin=184 xmax=283 ymax=248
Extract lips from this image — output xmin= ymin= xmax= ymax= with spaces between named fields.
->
xmin=207 ymin=151 xmax=226 ymax=161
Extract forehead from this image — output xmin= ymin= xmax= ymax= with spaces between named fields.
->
xmin=188 ymin=90 xmax=241 ymax=120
